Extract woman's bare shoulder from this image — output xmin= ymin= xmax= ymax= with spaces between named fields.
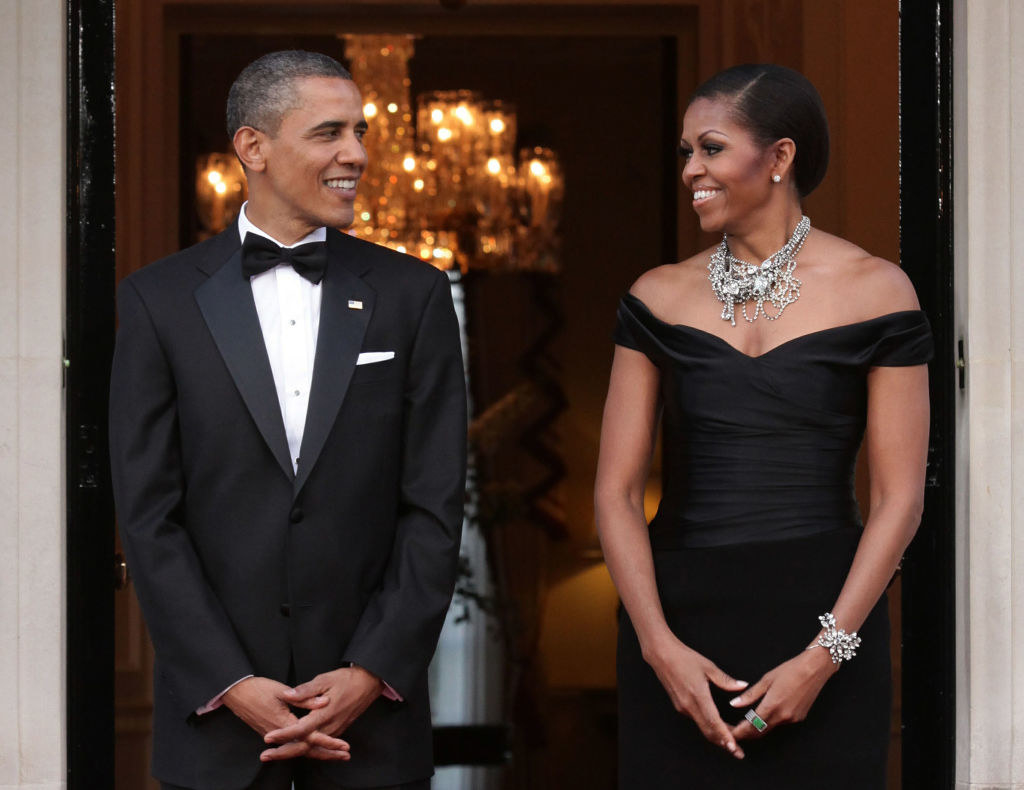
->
xmin=808 ymin=231 xmax=921 ymax=317
xmin=628 ymin=247 xmax=716 ymax=316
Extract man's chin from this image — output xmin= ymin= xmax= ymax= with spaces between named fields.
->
xmin=325 ymin=210 xmax=356 ymax=231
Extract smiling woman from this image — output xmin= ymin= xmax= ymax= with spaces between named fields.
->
xmin=595 ymin=64 xmax=932 ymax=789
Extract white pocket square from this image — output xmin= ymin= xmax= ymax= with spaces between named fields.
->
xmin=356 ymin=351 xmax=395 ymax=365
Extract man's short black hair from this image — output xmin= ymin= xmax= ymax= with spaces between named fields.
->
xmin=226 ymin=50 xmax=353 ymax=139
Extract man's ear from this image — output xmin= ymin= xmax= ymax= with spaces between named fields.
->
xmin=233 ymin=126 xmax=267 ymax=173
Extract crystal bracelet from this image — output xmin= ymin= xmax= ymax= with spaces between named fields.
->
xmin=805 ymin=612 xmax=861 ymax=665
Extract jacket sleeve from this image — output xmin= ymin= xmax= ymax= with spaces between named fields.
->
xmin=342 ymin=270 xmax=467 ymax=698
xmin=109 ymin=278 xmax=254 ymax=719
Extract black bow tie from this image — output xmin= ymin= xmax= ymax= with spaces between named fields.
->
xmin=241 ymin=233 xmax=328 ymax=284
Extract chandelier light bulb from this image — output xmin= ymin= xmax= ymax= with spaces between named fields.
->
xmin=341 ymin=34 xmax=562 ymax=272
xmin=206 ymin=170 xmax=222 ymax=185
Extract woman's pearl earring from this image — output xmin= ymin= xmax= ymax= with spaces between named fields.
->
xmin=772 ymin=174 xmax=782 ymax=184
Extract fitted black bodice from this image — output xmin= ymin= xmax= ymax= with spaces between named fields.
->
xmin=614 ymin=293 xmax=933 ymax=549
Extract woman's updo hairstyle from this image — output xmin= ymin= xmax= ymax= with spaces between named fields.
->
xmin=692 ymin=64 xmax=829 ymax=198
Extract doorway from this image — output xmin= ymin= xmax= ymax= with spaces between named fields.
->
xmin=66 ymin=2 xmax=956 ymax=788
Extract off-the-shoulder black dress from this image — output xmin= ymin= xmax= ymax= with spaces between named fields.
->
xmin=613 ymin=293 xmax=933 ymax=789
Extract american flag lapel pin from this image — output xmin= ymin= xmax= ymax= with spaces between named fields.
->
xmin=348 ymin=300 xmax=364 ymax=310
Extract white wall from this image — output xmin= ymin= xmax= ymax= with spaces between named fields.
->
xmin=0 ymin=1 xmax=67 ymax=789
xmin=955 ymin=2 xmax=1024 ymax=788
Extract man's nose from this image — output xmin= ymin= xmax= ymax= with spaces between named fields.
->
xmin=336 ymin=134 xmax=367 ymax=166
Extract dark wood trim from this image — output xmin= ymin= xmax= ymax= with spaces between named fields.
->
xmin=163 ymin=3 xmax=698 ymax=36
xmin=897 ymin=1 xmax=956 ymax=787
xmin=66 ymin=0 xmax=117 ymax=786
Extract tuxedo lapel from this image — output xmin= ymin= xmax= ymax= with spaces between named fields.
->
xmin=294 ymin=234 xmax=375 ymax=495
xmin=195 ymin=247 xmax=294 ymax=481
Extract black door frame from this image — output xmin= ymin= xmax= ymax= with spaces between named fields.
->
xmin=65 ymin=2 xmax=958 ymax=786
xmin=897 ymin=1 xmax=956 ymax=787
xmin=65 ymin=0 xmax=115 ymax=787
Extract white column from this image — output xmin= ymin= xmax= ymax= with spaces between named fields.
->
xmin=955 ymin=2 xmax=1024 ymax=787
xmin=0 ymin=1 xmax=67 ymax=789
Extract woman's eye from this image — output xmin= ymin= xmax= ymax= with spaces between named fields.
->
xmin=678 ymin=145 xmax=693 ymax=160
xmin=703 ymin=144 xmax=722 ymax=155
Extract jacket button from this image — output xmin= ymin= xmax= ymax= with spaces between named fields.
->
xmin=280 ymin=604 xmax=291 ymax=617
xmin=289 ymin=507 xmax=304 ymax=523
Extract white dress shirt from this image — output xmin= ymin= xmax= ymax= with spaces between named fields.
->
xmin=238 ymin=203 xmax=325 ymax=474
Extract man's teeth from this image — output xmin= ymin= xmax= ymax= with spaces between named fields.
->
xmin=325 ymin=178 xmax=357 ymax=189
xmin=693 ymin=189 xmax=718 ymax=200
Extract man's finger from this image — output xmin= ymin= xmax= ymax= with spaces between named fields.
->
xmin=264 ymin=711 xmax=325 ymax=744
xmin=306 ymin=745 xmax=352 ymax=761
xmin=260 ymin=740 xmax=310 ymax=762
xmin=283 ymin=678 xmax=326 ymax=700
xmin=286 ymin=693 xmax=330 ymax=710
xmin=305 ymin=730 xmax=350 ymax=751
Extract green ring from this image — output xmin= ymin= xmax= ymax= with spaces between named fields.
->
xmin=745 ymin=709 xmax=767 ymax=732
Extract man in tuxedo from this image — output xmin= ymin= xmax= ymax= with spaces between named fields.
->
xmin=110 ymin=50 xmax=467 ymax=790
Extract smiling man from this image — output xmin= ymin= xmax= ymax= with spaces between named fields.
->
xmin=110 ymin=51 xmax=467 ymax=790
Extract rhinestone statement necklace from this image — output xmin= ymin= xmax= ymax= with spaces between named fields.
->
xmin=708 ymin=215 xmax=811 ymax=326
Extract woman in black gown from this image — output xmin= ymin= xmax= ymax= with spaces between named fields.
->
xmin=594 ymin=64 xmax=931 ymax=789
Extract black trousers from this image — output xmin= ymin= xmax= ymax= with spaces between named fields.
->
xmin=161 ymin=763 xmax=431 ymax=790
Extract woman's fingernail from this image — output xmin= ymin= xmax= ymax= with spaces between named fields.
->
xmin=729 ymin=696 xmax=743 ymax=706
xmin=727 ymin=741 xmax=736 ymax=753
xmin=737 ymin=680 xmax=749 ymax=688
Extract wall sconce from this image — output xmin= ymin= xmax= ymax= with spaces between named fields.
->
xmin=195 ymin=152 xmax=246 ymax=239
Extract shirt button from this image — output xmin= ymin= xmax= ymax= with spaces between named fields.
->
xmin=290 ymin=507 xmax=304 ymax=523
xmin=293 ymin=389 xmax=301 ymax=397
xmin=289 ymin=319 xmax=296 ymax=326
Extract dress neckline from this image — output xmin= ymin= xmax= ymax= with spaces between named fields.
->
xmin=622 ymin=293 xmax=925 ymax=361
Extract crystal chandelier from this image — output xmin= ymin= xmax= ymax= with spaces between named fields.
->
xmin=344 ymin=35 xmax=564 ymax=273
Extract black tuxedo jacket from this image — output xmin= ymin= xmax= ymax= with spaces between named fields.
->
xmin=109 ymin=225 xmax=467 ymax=789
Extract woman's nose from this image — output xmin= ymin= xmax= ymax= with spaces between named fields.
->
xmin=681 ymin=154 xmax=703 ymax=183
